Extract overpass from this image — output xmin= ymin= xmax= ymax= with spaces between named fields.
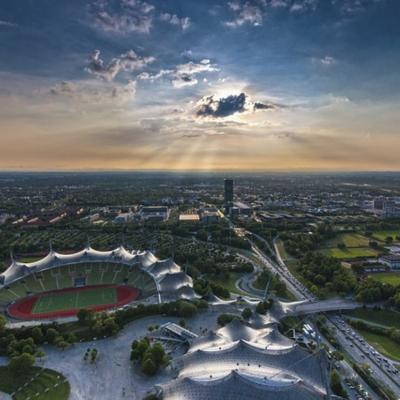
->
xmin=276 ymin=299 xmax=361 ymax=318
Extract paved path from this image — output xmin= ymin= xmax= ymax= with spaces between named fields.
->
xmin=0 ymin=304 xmax=237 ymax=400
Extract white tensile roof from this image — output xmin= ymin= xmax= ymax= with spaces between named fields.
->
xmin=0 ymin=246 xmax=197 ymax=301
xmin=161 ymin=319 xmax=327 ymax=400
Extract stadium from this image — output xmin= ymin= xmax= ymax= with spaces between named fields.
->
xmin=0 ymin=245 xmax=196 ymax=320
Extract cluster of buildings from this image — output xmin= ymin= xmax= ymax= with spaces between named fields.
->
xmin=112 ymin=206 xmax=170 ymax=224
xmin=372 ymin=197 xmax=400 ymax=218
xmin=8 ymin=207 xmax=84 ymax=228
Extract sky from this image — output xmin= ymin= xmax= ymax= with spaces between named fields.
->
xmin=0 ymin=0 xmax=399 ymax=172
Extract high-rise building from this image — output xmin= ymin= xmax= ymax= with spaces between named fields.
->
xmin=224 ymin=178 xmax=234 ymax=205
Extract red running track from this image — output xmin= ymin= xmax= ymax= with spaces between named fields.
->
xmin=7 ymin=284 xmax=140 ymax=320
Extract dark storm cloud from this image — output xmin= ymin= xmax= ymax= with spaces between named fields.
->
xmin=196 ymin=92 xmax=247 ymax=117
xmin=196 ymin=92 xmax=285 ymax=118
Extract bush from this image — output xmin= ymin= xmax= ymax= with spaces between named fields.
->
xmin=255 ymin=299 xmax=273 ymax=315
xmin=8 ymin=352 xmax=35 ymax=375
xmin=177 ymin=301 xmax=198 ymax=318
xmin=217 ymin=313 xmax=238 ymax=327
xmin=241 ymin=308 xmax=252 ymax=319
xmin=330 ymin=369 xmax=347 ymax=398
xmin=131 ymin=338 xmax=169 ymax=376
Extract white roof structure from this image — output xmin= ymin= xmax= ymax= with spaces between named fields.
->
xmin=159 ymin=319 xmax=327 ymax=400
xmin=0 ymin=246 xmax=197 ymax=302
xmin=162 ymin=370 xmax=324 ymax=400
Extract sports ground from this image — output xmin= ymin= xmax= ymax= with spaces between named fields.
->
xmin=8 ymin=284 xmax=139 ymax=319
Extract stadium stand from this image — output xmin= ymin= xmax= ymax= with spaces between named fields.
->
xmin=0 ymin=246 xmax=195 ymax=314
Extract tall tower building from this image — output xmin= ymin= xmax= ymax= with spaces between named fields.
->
xmin=224 ymin=178 xmax=234 ymax=206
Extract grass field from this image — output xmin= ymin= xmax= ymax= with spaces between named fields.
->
xmin=325 ymin=233 xmax=370 ymax=248
xmin=372 ymin=230 xmax=400 ymax=242
xmin=0 ymin=366 xmax=70 ymax=400
xmin=322 ymin=247 xmax=379 ymax=259
xmin=355 ymin=328 xmax=400 ymax=361
xmin=319 ymin=232 xmax=380 ymax=259
xmin=347 ymin=308 xmax=400 ymax=329
xmin=369 ymin=272 xmax=400 ymax=286
xmin=33 ymin=286 xmax=117 ymax=314
xmin=213 ymin=272 xmax=246 ymax=295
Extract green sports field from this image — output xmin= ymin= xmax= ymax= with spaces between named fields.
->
xmin=369 ymin=272 xmax=400 ymax=286
xmin=33 ymin=286 xmax=117 ymax=314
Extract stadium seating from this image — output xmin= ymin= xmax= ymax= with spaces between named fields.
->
xmin=0 ymin=261 xmax=157 ymax=309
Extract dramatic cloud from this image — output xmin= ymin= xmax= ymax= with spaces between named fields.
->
xmin=89 ymin=0 xmax=155 ymax=34
xmin=195 ymin=92 xmax=280 ymax=118
xmin=138 ymin=59 xmax=219 ymax=88
xmin=85 ymin=49 xmax=155 ymax=81
xmin=160 ymin=13 xmax=191 ymax=30
xmin=172 ymin=59 xmax=219 ymax=87
xmin=225 ymin=1 xmax=264 ymax=27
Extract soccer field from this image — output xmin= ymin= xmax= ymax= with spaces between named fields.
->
xmin=32 ymin=286 xmax=117 ymax=314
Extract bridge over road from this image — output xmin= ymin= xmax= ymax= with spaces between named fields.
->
xmin=277 ymin=299 xmax=361 ymax=317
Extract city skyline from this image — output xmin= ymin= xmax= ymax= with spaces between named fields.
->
xmin=0 ymin=0 xmax=399 ymax=171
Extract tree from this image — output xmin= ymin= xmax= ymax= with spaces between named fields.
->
xmin=141 ymin=358 xmax=157 ymax=376
xmin=45 ymin=328 xmax=59 ymax=344
xmin=77 ymin=308 xmax=94 ymax=325
xmin=151 ymin=343 xmax=166 ymax=365
xmin=217 ymin=313 xmax=238 ymax=326
xmin=90 ymin=348 xmax=98 ymax=364
xmin=0 ymin=314 xmax=6 ymax=332
xmin=256 ymin=301 xmax=266 ymax=315
xmin=31 ymin=327 xmax=44 ymax=343
xmin=8 ymin=353 xmax=35 ymax=375
xmin=178 ymin=301 xmax=197 ymax=318
xmin=330 ymin=369 xmax=347 ymax=397
xmin=241 ymin=308 xmax=252 ymax=319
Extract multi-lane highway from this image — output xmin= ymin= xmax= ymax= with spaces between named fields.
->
xmin=233 ymin=222 xmax=400 ymax=399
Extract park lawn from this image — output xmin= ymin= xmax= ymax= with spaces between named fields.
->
xmin=372 ymin=230 xmax=400 ymax=242
xmin=369 ymin=272 xmax=400 ymax=286
xmin=325 ymin=233 xmax=370 ymax=248
xmin=33 ymin=286 xmax=117 ymax=314
xmin=322 ymin=247 xmax=379 ymax=259
xmin=213 ymin=271 xmax=246 ymax=295
xmin=354 ymin=328 xmax=400 ymax=362
xmin=346 ymin=309 xmax=400 ymax=329
xmin=0 ymin=366 xmax=70 ymax=400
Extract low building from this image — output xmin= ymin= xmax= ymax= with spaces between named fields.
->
xmin=113 ymin=211 xmax=134 ymax=224
xmin=139 ymin=206 xmax=169 ymax=222
xmin=179 ymin=214 xmax=200 ymax=223
xmin=233 ymin=201 xmax=252 ymax=217
xmin=200 ymin=207 xmax=222 ymax=223
xmin=379 ymin=255 xmax=400 ymax=270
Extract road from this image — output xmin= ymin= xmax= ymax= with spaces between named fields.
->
xmin=227 ymin=219 xmax=400 ymax=398
xmin=328 ymin=315 xmax=400 ymax=396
